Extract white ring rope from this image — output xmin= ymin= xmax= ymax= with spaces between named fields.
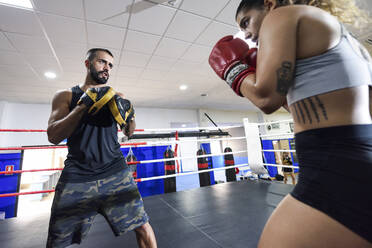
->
xmin=138 ymin=163 xmax=250 ymax=182
xmin=123 ymin=136 xmax=247 ymax=148
xmin=137 ymin=125 xmax=243 ymax=133
xmin=256 ymin=119 xmax=293 ymax=126
xmin=262 ymin=149 xmax=296 ymax=153
xmin=136 ymin=150 xmax=248 ymax=164
xmin=138 ymin=162 xmax=298 ymax=182
xmin=260 ymin=132 xmax=294 ymax=138
xmin=263 ymin=163 xmax=299 ymax=169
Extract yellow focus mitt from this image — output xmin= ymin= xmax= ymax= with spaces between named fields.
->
xmin=77 ymin=86 xmax=115 ymax=115
xmin=108 ymin=95 xmax=135 ymax=130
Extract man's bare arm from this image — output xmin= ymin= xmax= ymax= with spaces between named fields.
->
xmin=47 ymin=90 xmax=87 ymax=144
xmin=125 ymin=119 xmax=136 ymax=137
xmin=370 ymin=86 xmax=372 ymax=118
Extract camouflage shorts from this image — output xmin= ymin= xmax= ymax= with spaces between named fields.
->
xmin=46 ymin=168 xmax=149 ymax=248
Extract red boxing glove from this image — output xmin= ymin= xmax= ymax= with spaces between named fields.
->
xmin=209 ymin=35 xmax=257 ymax=96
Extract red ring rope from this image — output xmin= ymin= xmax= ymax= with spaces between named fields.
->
xmin=0 ymin=168 xmax=62 ymax=175
xmin=0 ymin=190 xmax=56 ymax=197
xmin=0 ymin=129 xmax=145 ymax=133
xmin=0 ymin=142 xmax=148 ymax=151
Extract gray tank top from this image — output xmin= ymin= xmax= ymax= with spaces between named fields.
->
xmin=287 ymin=24 xmax=372 ymax=105
xmin=60 ymin=85 xmax=125 ymax=183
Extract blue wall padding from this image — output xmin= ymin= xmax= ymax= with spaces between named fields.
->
xmin=211 ymin=155 xmax=224 ymax=169
xmin=0 ymin=153 xmax=22 ymax=219
xmin=121 ymin=143 xmax=250 ymax=197
xmin=234 ymin=156 xmax=250 ymax=180
xmin=121 ymin=146 xmax=167 ymax=197
xmin=261 ymin=140 xmax=278 ymax=177
xmin=200 ymin=143 xmax=215 ymax=185
xmin=176 ymin=174 xmax=200 ymax=192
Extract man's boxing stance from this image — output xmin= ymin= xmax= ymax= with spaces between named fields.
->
xmin=46 ymin=48 xmax=157 ymax=248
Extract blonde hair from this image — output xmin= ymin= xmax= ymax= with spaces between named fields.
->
xmin=293 ymin=0 xmax=370 ymax=26
xmin=237 ymin=0 xmax=370 ymax=28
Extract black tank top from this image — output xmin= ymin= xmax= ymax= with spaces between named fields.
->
xmin=60 ymin=85 xmax=126 ymax=182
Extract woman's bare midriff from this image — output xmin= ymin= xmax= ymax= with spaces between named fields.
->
xmin=289 ymin=85 xmax=372 ymax=134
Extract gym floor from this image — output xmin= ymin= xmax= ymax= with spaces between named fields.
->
xmin=0 ymin=180 xmax=294 ymax=248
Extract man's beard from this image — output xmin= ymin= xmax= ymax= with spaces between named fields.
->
xmin=89 ymin=64 xmax=109 ymax=84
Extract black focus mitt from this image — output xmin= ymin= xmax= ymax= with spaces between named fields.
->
xmin=108 ymin=95 xmax=135 ymax=130
xmin=77 ymin=86 xmax=115 ymax=115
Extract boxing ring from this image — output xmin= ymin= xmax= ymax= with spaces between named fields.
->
xmin=0 ymin=118 xmax=297 ymax=248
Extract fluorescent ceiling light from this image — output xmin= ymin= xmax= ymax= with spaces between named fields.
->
xmin=179 ymin=85 xmax=188 ymax=90
xmin=0 ymin=0 xmax=33 ymax=9
xmin=44 ymin=72 xmax=57 ymax=79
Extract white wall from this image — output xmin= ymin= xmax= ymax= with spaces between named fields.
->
xmin=0 ymin=102 xmax=200 ymax=147
xmin=0 ymin=102 xmax=51 ymax=147
xmin=198 ymin=108 xmax=260 ymax=127
xmin=0 ymin=100 xmax=292 ymax=147
xmin=0 ymin=101 xmax=6 ymax=128
xmin=136 ymin=107 xmax=198 ymax=129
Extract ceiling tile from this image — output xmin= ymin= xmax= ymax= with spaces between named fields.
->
xmin=33 ymin=0 xmax=84 ymax=19
xmin=195 ymin=21 xmax=237 ymax=46
xmin=87 ymin=22 xmax=125 ymax=50
xmin=116 ymin=65 xmax=143 ymax=79
xmin=215 ymin=0 xmax=240 ymax=26
xmin=124 ymin=30 xmax=161 ymax=54
xmin=130 ymin=1 xmax=176 ymax=35
xmin=180 ymin=0 xmax=229 ymax=18
xmin=6 ymin=33 xmax=53 ymax=55
xmin=85 ymin=0 xmax=131 ymax=27
xmin=165 ymin=11 xmax=210 ymax=42
xmin=0 ymin=5 xmax=43 ymax=36
xmin=120 ymin=50 xmax=151 ymax=67
xmin=0 ymin=51 xmax=26 ymax=66
xmin=181 ymin=44 xmax=210 ymax=63
xmin=0 ymin=65 xmax=38 ymax=79
xmin=138 ymin=79 xmax=180 ymax=92
xmin=192 ymin=60 xmax=215 ymax=76
xmin=169 ymin=59 xmax=200 ymax=73
xmin=147 ymin=56 xmax=177 ymax=71
xmin=114 ymin=77 xmax=138 ymax=86
xmin=0 ymin=33 xmax=16 ymax=51
xmin=1 ymin=0 xmax=370 ymax=110
xmin=141 ymin=69 xmax=167 ymax=81
xmin=154 ymin=37 xmax=190 ymax=58
xmin=59 ymin=72 xmax=85 ymax=83
xmin=23 ymin=54 xmax=60 ymax=69
xmin=39 ymin=13 xmax=86 ymax=44
xmin=51 ymin=40 xmax=87 ymax=60
xmin=58 ymin=57 xmax=86 ymax=74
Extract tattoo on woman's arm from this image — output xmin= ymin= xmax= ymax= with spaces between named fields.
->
xmin=276 ymin=61 xmax=294 ymax=95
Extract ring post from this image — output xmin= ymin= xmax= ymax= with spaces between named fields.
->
xmin=243 ymin=118 xmax=268 ymax=175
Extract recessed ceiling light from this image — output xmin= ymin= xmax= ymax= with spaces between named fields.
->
xmin=44 ymin=72 xmax=57 ymax=79
xmin=0 ymin=0 xmax=33 ymax=9
xmin=181 ymin=124 xmax=187 ymax=128
xmin=179 ymin=85 xmax=188 ymax=90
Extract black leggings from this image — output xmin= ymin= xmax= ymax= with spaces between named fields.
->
xmin=291 ymin=124 xmax=372 ymax=243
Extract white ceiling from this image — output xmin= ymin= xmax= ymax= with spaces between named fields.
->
xmin=0 ymin=0 xmax=371 ymax=111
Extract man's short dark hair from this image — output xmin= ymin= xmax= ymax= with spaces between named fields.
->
xmin=86 ymin=48 xmax=113 ymax=62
